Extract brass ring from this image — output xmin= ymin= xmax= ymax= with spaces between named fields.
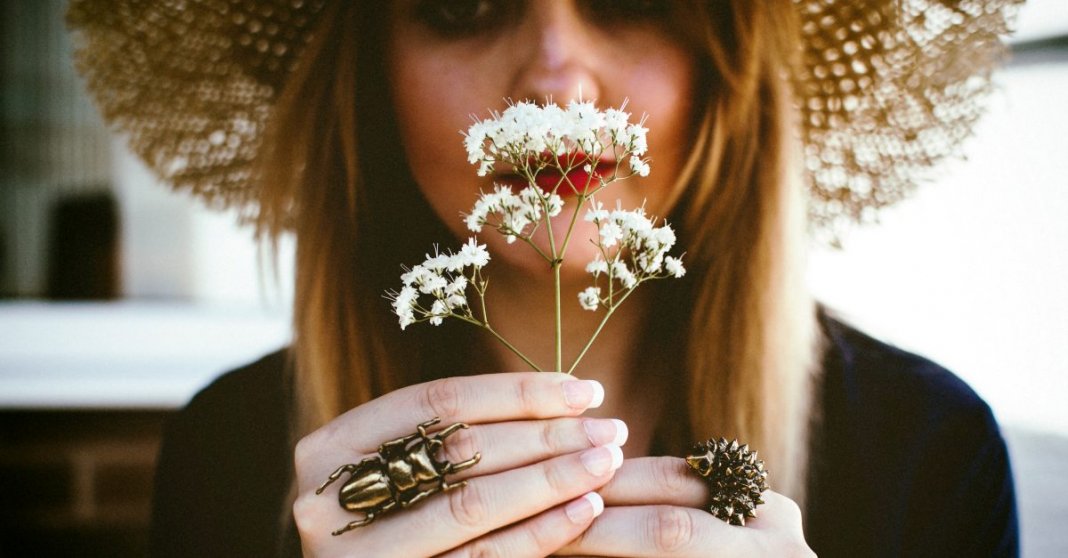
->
xmin=315 ymin=417 xmax=481 ymax=535
xmin=685 ymin=438 xmax=769 ymax=526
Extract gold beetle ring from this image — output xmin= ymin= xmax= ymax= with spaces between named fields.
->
xmin=315 ymin=417 xmax=481 ymax=535
xmin=684 ymin=437 xmax=769 ymax=526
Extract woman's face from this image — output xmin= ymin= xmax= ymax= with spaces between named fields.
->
xmin=387 ymin=0 xmax=697 ymax=276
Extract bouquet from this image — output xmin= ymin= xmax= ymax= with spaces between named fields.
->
xmin=387 ymin=100 xmax=685 ymax=374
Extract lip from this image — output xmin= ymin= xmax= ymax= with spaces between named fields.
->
xmin=495 ymin=155 xmax=617 ymax=197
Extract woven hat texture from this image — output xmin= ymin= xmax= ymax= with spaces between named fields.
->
xmin=67 ymin=0 xmax=1022 ymax=233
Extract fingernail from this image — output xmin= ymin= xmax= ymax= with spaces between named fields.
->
xmin=563 ymin=380 xmax=604 ymax=409
xmin=583 ymin=418 xmax=629 ymax=447
xmin=581 ymin=444 xmax=624 ymax=476
xmin=565 ymin=492 xmax=605 ymax=524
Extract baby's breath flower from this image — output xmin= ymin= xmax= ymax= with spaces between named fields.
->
xmin=464 ymin=100 xmax=650 ymax=185
xmin=630 ymin=155 xmax=650 ymax=177
xmin=586 ymin=257 xmax=608 ymax=276
xmin=578 ymin=287 xmax=601 ymax=311
xmin=580 ymin=200 xmax=685 ymax=309
xmin=464 ymin=185 xmax=563 ymax=244
xmin=612 ymin=260 xmax=638 ymax=289
xmin=396 ymin=99 xmax=678 ymax=375
xmin=599 ymin=221 xmax=624 ymax=248
xmin=388 ymin=238 xmax=490 ymax=329
xmin=457 ymin=237 xmax=491 ymax=268
xmin=665 ymin=256 xmax=686 ymax=278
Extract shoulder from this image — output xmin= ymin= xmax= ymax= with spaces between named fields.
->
xmin=150 ymin=349 xmax=293 ymax=556
xmin=157 ymin=347 xmax=292 ymax=481
xmin=809 ymin=310 xmax=1018 ymax=556
xmin=818 ymin=310 xmax=996 ymax=435
xmin=178 ymin=348 xmax=291 ymax=422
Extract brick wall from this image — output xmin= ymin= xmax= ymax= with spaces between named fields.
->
xmin=0 ymin=411 xmax=170 ymax=557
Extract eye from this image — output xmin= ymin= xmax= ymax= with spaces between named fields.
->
xmin=414 ymin=0 xmax=514 ymax=37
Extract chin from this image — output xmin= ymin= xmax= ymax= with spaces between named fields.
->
xmin=477 ymin=218 xmax=604 ymax=284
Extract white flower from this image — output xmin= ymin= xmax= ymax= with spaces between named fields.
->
xmin=599 ymin=221 xmax=624 ymax=248
xmin=464 ymin=212 xmax=483 ymax=233
xmin=464 ymin=100 xmax=651 ymax=181
xmin=586 ymin=257 xmax=608 ymax=276
xmin=630 ymin=155 xmax=650 ymax=177
xmin=445 ymin=275 xmax=468 ymax=296
xmin=611 ymin=260 xmax=637 ymax=289
xmin=389 ymin=238 xmax=490 ymax=330
xmin=665 ymin=256 xmax=686 ymax=278
xmin=429 ymin=300 xmax=448 ymax=326
xmin=626 ymin=122 xmax=649 ymax=155
xmin=458 ymin=238 xmax=491 ymax=268
xmin=604 ymin=108 xmax=630 ymax=138
xmin=445 ymin=294 xmax=467 ymax=310
xmin=584 ymin=200 xmax=610 ymax=223
xmin=578 ymin=286 xmax=601 ymax=311
xmin=392 ymin=286 xmax=419 ymax=330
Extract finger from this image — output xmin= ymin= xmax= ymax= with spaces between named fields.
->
xmin=341 ymin=445 xmax=625 ymax=557
xmin=316 ymin=373 xmax=605 ymax=454
xmin=597 ymin=456 xmax=706 ymax=507
xmin=438 ymin=492 xmax=605 ymax=558
xmin=439 ymin=417 xmax=629 ymax=482
xmin=744 ymin=490 xmax=805 ymax=537
xmin=557 ymin=505 xmax=740 ymax=557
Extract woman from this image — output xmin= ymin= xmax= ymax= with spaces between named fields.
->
xmin=69 ymin=0 xmax=1021 ymax=556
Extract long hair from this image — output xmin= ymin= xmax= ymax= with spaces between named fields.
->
xmin=258 ymin=0 xmax=820 ymax=519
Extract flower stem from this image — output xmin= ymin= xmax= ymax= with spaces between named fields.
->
xmin=554 ymin=261 xmax=562 ymax=372
xmin=455 ymin=314 xmax=543 ymax=372
xmin=567 ymin=287 xmax=637 ymax=374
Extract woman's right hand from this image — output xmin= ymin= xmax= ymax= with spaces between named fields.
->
xmin=293 ymin=372 xmax=627 ymax=557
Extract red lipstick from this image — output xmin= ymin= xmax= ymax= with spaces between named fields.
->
xmin=496 ymin=154 xmax=616 ymax=197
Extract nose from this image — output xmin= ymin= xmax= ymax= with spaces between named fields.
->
xmin=511 ymin=1 xmax=602 ymax=104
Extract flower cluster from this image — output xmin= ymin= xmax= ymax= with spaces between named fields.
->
xmin=579 ymin=201 xmax=685 ymax=311
xmin=388 ymin=238 xmax=491 ymax=329
xmin=389 ymin=99 xmax=686 ymax=374
xmin=464 ymin=184 xmax=563 ymax=243
xmin=464 ymin=100 xmax=650 ymax=179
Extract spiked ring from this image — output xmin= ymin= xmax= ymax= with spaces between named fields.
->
xmin=684 ymin=438 xmax=769 ymax=526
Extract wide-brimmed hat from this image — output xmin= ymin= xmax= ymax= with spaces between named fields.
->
xmin=67 ymin=0 xmax=1022 ymax=235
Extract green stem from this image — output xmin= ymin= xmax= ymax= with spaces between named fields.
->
xmin=566 ymin=287 xmax=637 ymax=374
xmin=554 ymin=261 xmax=562 ymax=372
xmin=455 ymin=314 xmax=543 ymax=372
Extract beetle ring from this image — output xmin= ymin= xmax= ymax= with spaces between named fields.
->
xmin=315 ymin=417 xmax=481 ymax=535
xmin=684 ymin=437 xmax=769 ymax=526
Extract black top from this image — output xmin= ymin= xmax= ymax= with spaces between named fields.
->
xmin=149 ymin=316 xmax=1018 ymax=557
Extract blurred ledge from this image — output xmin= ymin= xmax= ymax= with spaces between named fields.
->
xmin=0 ymin=301 xmax=290 ymax=410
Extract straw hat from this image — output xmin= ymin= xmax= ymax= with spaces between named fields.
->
xmin=66 ymin=0 xmax=1022 ymax=235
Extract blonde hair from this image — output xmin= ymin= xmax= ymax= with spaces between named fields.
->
xmin=258 ymin=0 xmax=820 ymax=519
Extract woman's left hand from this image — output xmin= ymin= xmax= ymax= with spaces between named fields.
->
xmin=555 ymin=456 xmax=815 ymax=557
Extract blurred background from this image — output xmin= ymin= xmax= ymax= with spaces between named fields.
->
xmin=1 ymin=0 xmax=1065 ymax=555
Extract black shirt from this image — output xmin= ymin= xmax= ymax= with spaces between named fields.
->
xmin=149 ymin=316 xmax=1018 ymax=557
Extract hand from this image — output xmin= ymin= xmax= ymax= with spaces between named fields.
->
xmin=556 ymin=456 xmax=815 ymax=557
xmin=292 ymin=372 xmax=628 ymax=557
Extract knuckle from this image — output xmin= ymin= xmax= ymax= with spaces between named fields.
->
xmin=537 ymin=457 xmax=571 ymax=496
xmin=425 ymin=377 xmax=464 ymax=420
xmin=539 ymin=420 xmax=561 ymax=455
xmin=782 ymin=499 xmax=803 ymax=524
xmin=443 ymin=427 xmax=480 ymax=463
xmin=464 ymin=538 xmax=505 ymax=558
xmin=651 ymin=507 xmax=695 ymax=554
xmin=514 ymin=375 xmax=541 ymax=415
xmin=448 ymin=480 xmax=488 ymax=528
xmin=654 ymin=457 xmax=690 ymax=495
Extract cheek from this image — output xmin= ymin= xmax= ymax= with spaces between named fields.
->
xmin=388 ymin=54 xmax=484 ymax=231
